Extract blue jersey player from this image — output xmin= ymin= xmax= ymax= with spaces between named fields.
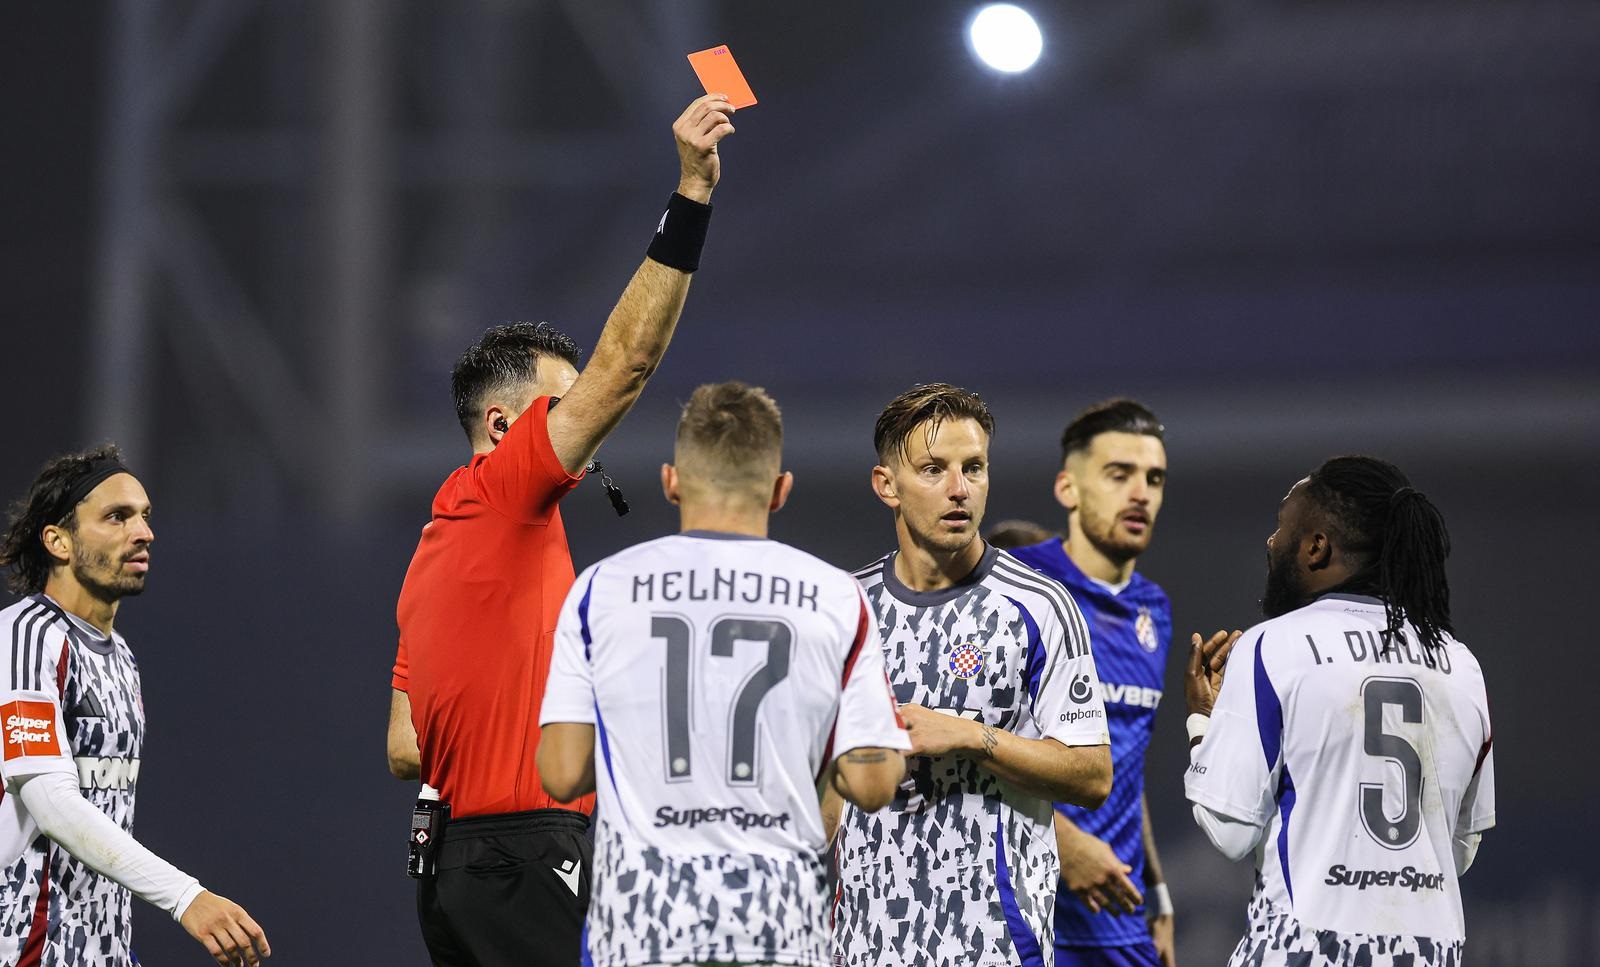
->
xmin=1010 ymin=400 xmax=1176 ymax=967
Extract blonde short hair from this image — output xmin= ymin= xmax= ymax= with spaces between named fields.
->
xmin=674 ymin=381 xmax=784 ymax=492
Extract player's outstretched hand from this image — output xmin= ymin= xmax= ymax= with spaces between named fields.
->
xmin=180 ymin=890 xmax=271 ymax=966
xmin=673 ymin=94 xmax=736 ymax=203
xmin=1058 ymin=825 xmax=1143 ymax=915
xmin=1184 ymin=629 xmax=1241 ymax=717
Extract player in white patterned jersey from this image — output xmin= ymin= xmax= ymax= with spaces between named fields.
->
xmin=538 ymin=382 xmax=911 ymax=967
xmin=0 ymin=446 xmax=269 ymax=967
xmin=1183 ymin=456 xmax=1494 ymax=967
xmin=828 ymin=384 xmax=1113 ymax=967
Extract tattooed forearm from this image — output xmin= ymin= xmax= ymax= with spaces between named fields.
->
xmin=978 ymin=725 xmax=1000 ymax=759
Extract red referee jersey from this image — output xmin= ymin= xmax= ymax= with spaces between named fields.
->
xmin=394 ymin=397 xmax=596 ymax=817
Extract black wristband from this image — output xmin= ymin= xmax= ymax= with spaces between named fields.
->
xmin=646 ymin=192 xmax=713 ymax=272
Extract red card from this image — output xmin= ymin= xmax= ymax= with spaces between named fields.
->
xmin=687 ymin=45 xmax=758 ymax=110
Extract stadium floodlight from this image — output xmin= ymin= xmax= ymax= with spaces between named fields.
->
xmin=967 ymin=4 xmax=1043 ymax=74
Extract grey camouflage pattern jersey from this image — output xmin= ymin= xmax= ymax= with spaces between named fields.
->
xmin=1229 ymin=876 xmax=1464 ymax=967
xmin=833 ymin=548 xmax=1107 ymax=967
xmin=1 ymin=596 xmax=145 ymax=967
xmin=588 ymin=819 xmax=831 ymax=966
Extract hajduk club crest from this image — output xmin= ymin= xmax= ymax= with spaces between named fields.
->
xmin=947 ymin=641 xmax=987 ymax=680
xmin=1135 ymin=606 xmax=1159 ymax=653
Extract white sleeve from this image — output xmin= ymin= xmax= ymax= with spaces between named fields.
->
xmin=1190 ymin=799 xmax=1266 ymax=862
xmin=1029 ymin=592 xmax=1109 ymax=748
xmin=1453 ymin=832 xmax=1482 ymax=875
xmin=1 ymin=634 xmax=77 ymax=783
xmin=829 ymin=590 xmax=911 ymax=759
xmin=1459 ymin=740 xmax=1494 ymax=834
xmin=538 ymin=566 xmax=599 ymax=726
xmin=1185 ymin=628 xmax=1281 ymax=827
xmin=13 ymin=772 xmax=203 ymax=920
xmin=1458 ymin=684 xmax=1495 ymax=834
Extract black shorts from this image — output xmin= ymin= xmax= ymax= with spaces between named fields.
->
xmin=416 ymin=808 xmax=592 ymax=967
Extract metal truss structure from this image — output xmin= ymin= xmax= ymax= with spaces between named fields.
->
xmin=89 ymin=0 xmax=710 ymax=524
xmin=89 ymin=0 xmax=1600 ymax=524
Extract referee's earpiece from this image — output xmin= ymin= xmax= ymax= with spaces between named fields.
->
xmin=493 ymin=416 xmax=509 ymax=433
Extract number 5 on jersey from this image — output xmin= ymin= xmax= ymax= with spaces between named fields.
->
xmin=1360 ymin=676 xmax=1425 ymax=850
xmin=651 ymin=614 xmax=792 ymax=786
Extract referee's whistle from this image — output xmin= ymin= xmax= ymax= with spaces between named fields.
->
xmin=586 ymin=461 xmax=630 ymax=517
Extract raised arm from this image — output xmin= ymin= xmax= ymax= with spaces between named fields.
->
xmin=1185 ymin=628 xmax=1271 ymax=861
xmin=898 ymin=703 xmax=1111 ymax=806
xmin=546 ymin=95 xmax=737 ymax=475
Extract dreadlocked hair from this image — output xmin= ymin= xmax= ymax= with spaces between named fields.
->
xmin=1303 ymin=456 xmax=1453 ymax=652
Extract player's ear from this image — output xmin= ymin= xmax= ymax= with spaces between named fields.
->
xmin=39 ymin=523 xmax=72 ymax=567
xmin=769 ymin=471 xmax=794 ymax=513
xmin=1053 ymin=468 xmax=1079 ymax=512
xmin=1304 ymin=529 xmax=1333 ymax=571
xmin=660 ymin=464 xmax=680 ymax=505
xmin=870 ymin=464 xmax=898 ymax=509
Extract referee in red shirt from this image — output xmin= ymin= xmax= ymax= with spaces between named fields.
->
xmin=384 ymin=95 xmax=737 ymax=967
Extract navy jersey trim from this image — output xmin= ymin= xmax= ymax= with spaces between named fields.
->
xmin=993 ymin=556 xmax=1092 ymax=662
xmin=994 ymin=811 xmax=1048 ymax=967
xmin=875 ymin=544 xmax=1000 ymax=608
xmin=1253 ymin=632 xmax=1296 ymax=901
xmin=579 ymin=568 xmax=629 ymax=829
xmin=1252 ymin=632 xmax=1280 ymax=769
xmin=577 ymin=568 xmax=599 ymax=660
xmin=1276 ymin=764 xmax=1298 ymax=903
xmin=1003 ymin=596 xmax=1047 ymax=709
xmin=33 ymin=594 xmax=116 ymax=657
xmin=851 ymin=555 xmax=889 ymax=586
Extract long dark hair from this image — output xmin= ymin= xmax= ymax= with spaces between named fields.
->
xmin=1304 ymin=455 xmax=1454 ymax=650
xmin=1 ymin=443 xmax=126 ymax=595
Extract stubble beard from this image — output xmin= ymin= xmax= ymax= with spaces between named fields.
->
xmin=914 ymin=510 xmax=981 ymax=558
xmin=924 ymin=527 xmax=978 ymax=557
xmin=1081 ymin=505 xmax=1148 ymax=567
xmin=72 ymin=547 xmax=146 ymax=601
